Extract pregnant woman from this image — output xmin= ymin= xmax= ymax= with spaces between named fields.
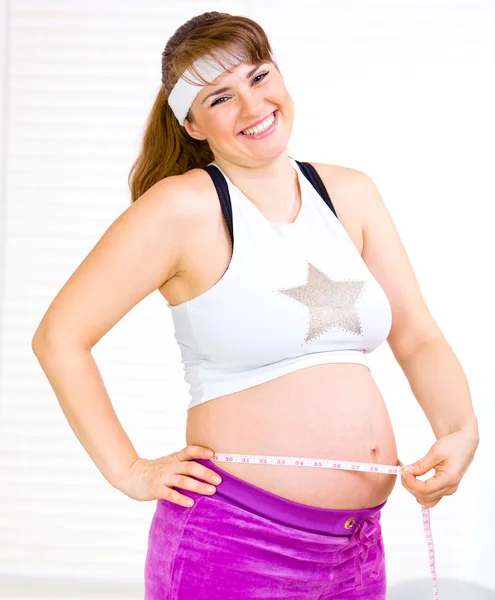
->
xmin=32 ymin=11 xmax=479 ymax=600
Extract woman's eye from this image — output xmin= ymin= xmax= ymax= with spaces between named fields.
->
xmin=253 ymin=71 xmax=269 ymax=84
xmin=210 ymin=71 xmax=270 ymax=107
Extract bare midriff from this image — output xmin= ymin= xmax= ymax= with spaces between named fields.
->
xmin=166 ymin=164 xmax=398 ymax=510
xmin=185 ymin=363 xmax=398 ymax=510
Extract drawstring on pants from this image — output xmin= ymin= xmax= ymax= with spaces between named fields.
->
xmin=336 ymin=515 xmax=384 ymax=590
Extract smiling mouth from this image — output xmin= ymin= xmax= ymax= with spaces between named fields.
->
xmin=238 ymin=110 xmax=277 ymax=135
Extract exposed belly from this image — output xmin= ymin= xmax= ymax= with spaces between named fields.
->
xmin=186 ymin=362 xmax=398 ymax=510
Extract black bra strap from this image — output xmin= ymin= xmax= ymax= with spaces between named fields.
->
xmin=203 ymin=164 xmax=234 ymax=250
xmin=202 ymin=160 xmax=338 ymax=246
xmin=295 ymin=161 xmax=337 ymax=218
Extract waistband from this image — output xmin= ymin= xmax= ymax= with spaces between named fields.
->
xmin=193 ymin=458 xmax=387 ymax=537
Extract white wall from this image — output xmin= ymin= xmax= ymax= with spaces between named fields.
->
xmin=0 ymin=0 xmax=493 ymax=596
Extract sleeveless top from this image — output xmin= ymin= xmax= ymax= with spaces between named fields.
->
xmin=167 ymin=157 xmax=393 ymax=410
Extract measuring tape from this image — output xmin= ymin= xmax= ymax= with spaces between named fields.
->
xmin=211 ymin=452 xmax=438 ymax=600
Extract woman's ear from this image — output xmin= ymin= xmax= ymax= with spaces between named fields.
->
xmin=183 ymin=117 xmax=206 ymax=141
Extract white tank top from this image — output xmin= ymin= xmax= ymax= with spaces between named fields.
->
xmin=167 ymin=157 xmax=393 ymax=410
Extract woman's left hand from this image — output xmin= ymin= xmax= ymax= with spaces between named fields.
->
xmin=399 ymin=425 xmax=479 ymax=508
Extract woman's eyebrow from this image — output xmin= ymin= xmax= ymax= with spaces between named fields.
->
xmin=201 ymin=64 xmax=265 ymax=105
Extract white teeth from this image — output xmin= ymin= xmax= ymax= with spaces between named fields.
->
xmin=242 ymin=112 xmax=275 ymax=135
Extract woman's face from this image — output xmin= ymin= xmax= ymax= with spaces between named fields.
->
xmin=184 ymin=60 xmax=294 ymax=164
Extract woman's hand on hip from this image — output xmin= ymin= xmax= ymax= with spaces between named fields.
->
xmin=115 ymin=445 xmax=223 ymax=506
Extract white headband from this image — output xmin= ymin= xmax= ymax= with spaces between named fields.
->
xmin=167 ymin=52 xmax=279 ymax=126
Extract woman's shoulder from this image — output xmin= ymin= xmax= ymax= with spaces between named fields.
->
xmin=307 ymin=162 xmax=367 ymax=256
xmin=306 ymin=161 xmax=365 ymax=187
xmin=157 ymin=167 xmax=219 ymax=222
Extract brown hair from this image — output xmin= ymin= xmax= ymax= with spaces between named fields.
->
xmin=127 ymin=11 xmax=280 ymax=203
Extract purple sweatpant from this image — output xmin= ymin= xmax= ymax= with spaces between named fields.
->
xmin=144 ymin=458 xmax=387 ymax=599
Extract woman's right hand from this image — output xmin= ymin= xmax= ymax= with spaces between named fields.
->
xmin=117 ymin=445 xmax=223 ymax=506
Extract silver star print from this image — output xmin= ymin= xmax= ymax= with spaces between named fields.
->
xmin=278 ymin=262 xmax=366 ymax=344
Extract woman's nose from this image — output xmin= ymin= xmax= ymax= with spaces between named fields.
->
xmin=238 ymin=93 xmax=265 ymax=117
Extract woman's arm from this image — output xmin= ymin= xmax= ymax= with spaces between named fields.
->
xmin=398 ymin=339 xmax=479 ymax=507
xmin=352 ymin=168 xmax=479 ymax=505
xmin=32 ymin=175 xmax=200 ymax=490
xmin=397 ymin=335 xmax=478 ymax=440
xmin=353 ymin=169 xmax=478 ymax=437
xmin=32 ymin=340 xmax=141 ymax=490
